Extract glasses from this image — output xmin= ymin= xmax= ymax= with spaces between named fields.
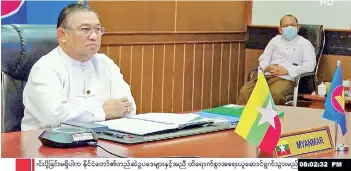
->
xmin=65 ymin=26 xmax=105 ymax=36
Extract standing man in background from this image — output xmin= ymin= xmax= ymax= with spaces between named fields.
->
xmin=22 ymin=4 xmax=136 ymax=131
xmin=238 ymin=14 xmax=316 ymax=105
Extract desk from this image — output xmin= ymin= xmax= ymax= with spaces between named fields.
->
xmin=2 ymin=106 xmax=350 ymax=158
xmin=303 ymin=94 xmax=351 ymax=111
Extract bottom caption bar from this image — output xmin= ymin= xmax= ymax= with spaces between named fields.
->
xmin=298 ymin=159 xmax=351 ymax=171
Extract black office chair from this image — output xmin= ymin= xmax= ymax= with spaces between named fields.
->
xmin=1 ymin=25 xmax=58 ymax=133
xmin=247 ymin=24 xmax=325 ymax=106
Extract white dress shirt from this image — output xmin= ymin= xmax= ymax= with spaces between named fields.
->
xmin=21 ymin=46 xmax=136 ymax=131
xmin=258 ymin=35 xmax=316 ymax=81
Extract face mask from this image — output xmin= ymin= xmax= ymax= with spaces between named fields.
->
xmin=282 ymin=26 xmax=297 ymax=41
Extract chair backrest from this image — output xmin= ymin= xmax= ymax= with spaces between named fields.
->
xmin=297 ymin=24 xmax=325 ymax=93
xmin=1 ymin=25 xmax=58 ymax=133
xmin=298 ymin=24 xmax=325 ymax=76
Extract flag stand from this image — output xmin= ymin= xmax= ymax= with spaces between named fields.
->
xmin=334 ymin=122 xmax=349 ymax=151
xmin=256 ymin=67 xmax=261 ymax=158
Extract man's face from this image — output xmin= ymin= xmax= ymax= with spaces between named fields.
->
xmin=63 ymin=11 xmax=102 ymax=59
xmin=279 ymin=16 xmax=299 ymax=34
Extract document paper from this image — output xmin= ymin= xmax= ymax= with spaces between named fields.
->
xmin=96 ymin=113 xmax=206 ymax=135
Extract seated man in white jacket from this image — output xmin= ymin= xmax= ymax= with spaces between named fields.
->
xmin=21 ymin=4 xmax=136 ymax=131
xmin=238 ymin=14 xmax=316 ymax=105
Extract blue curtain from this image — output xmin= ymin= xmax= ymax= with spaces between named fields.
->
xmin=1 ymin=0 xmax=87 ymax=25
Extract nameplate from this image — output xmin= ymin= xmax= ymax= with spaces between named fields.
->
xmin=275 ymin=126 xmax=334 ymax=158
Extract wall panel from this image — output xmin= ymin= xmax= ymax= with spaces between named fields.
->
xmin=173 ymin=44 xmax=185 ymax=112
xmin=202 ymin=44 xmax=214 ymax=110
xmin=229 ymin=43 xmax=239 ymax=103
xmin=183 ymin=44 xmax=194 ymax=112
xmin=193 ymin=44 xmax=204 ymax=111
xmin=152 ymin=45 xmax=165 ymax=112
xmin=176 ymin=1 xmax=247 ymax=31
xmin=163 ymin=45 xmax=175 ymax=112
xmin=89 ymin=1 xmax=176 ymax=32
xmin=90 ymin=1 xmax=249 ymax=113
xmin=141 ymin=45 xmax=154 ymax=113
xmin=98 ymin=34 xmax=245 ymax=114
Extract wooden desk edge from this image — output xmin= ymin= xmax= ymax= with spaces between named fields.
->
xmin=303 ymin=94 xmax=351 ymax=103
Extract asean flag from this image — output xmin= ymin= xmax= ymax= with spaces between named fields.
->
xmin=1 ymin=0 xmax=25 ymax=19
xmin=323 ymin=62 xmax=347 ymax=136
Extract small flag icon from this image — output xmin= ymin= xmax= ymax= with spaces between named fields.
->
xmin=275 ymin=140 xmax=291 ymax=157
xmin=16 ymin=158 xmax=33 ymax=171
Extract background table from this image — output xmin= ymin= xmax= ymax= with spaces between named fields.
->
xmin=303 ymin=94 xmax=351 ymax=112
xmin=2 ymin=106 xmax=350 ymax=158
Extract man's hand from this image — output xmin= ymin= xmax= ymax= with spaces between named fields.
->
xmin=264 ymin=65 xmax=274 ymax=73
xmin=103 ymin=97 xmax=134 ymax=120
xmin=270 ymin=65 xmax=288 ymax=76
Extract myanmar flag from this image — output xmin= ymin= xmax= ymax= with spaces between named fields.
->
xmin=234 ymin=72 xmax=281 ymax=154
xmin=275 ymin=140 xmax=291 ymax=157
